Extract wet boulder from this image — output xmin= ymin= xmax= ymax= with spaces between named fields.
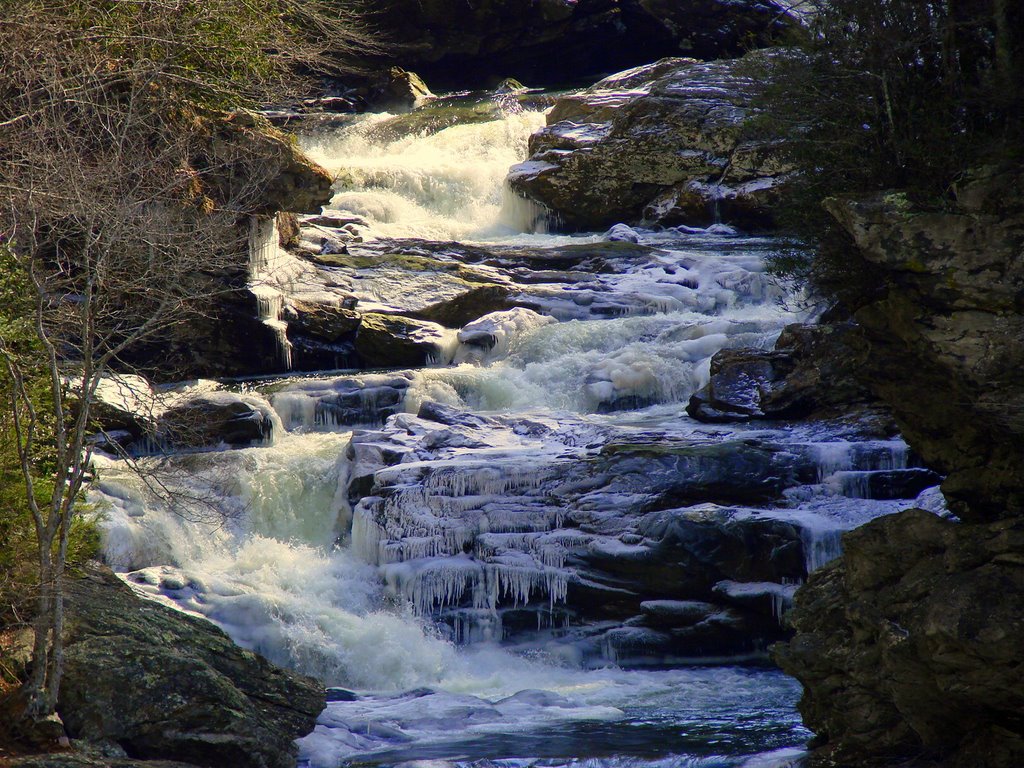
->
xmin=509 ymin=50 xmax=792 ymax=231
xmin=687 ymin=322 xmax=895 ymax=433
xmin=596 ymin=439 xmax=813 ymax=506
xmin=285 ymin=300 xmax=362 ymax=371
xmin=157 ymin=392 xmax=275 ymax=449
xmin=355 ymin=313 xmax=454 ymax=369
xmin=366 ymin=67 xmax=434 ymax=112
xmin=454 ymin=308 xmax=556 ymax=363
xmin=414 ymin=285 xmax=518 ymax=328
xmin=56 ymin=566 xmax=324 ymax=768
xmin=286 ymin=302 xmax=361 ymax=343
xmin=570 ymin=504 xmax=806 ymax=607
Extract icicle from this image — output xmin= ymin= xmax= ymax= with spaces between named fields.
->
xmin=248 ymin=215 xmax=293 ymax=369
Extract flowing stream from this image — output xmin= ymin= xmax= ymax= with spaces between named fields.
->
xmin=92 ymin=91 xmax=938 ymax=768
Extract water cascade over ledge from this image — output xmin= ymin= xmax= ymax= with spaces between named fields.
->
xmin=92 ymin=91 xmax=942 ymax=768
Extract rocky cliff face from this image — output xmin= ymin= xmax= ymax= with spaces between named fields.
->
xmin=775 ymin=510 xmax=1024 ymax=768
xmin=776 ymin=166 xmax=1024 ymax=766
xmin=368 ymin=0 xmax=801 ymax=88
xmin=123 ymin=118 xmax=334 ymax=381
xmin=828 ymin=168 xmax=1024 ymax=523
xmin=509 ymin=50 xmax=789 ymax=231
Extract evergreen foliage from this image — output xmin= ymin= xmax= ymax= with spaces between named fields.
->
xmin=749 ymin=0 xmax=1024 ymax=305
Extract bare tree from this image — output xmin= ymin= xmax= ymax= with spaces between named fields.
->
xmin=0 ymin=0 xmax=372 ymax=730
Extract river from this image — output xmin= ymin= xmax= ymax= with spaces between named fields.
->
xmin=91 ymin=88 xmax=935 ymax=768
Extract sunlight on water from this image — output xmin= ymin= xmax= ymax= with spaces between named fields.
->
xmin=301 ymin=110 xmax=558 ymax=242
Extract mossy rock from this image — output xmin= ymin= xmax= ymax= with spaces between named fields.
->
xmin=355 ymin=313 xmax=451 ymax=369
xmin=55 ymin=566 xmax=324 ymax=768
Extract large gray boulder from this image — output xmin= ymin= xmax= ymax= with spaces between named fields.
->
xmin=775 ymin=510 xmax=1024 ymax=768
xmin=508 ymin=50 xmax=791 ymax=230
xmin=55 ymin=566 xmax=325 ymax=768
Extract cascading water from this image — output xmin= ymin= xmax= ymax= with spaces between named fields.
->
xmin=301 ymin=108 xmax=552 ymax=242
xmin=92 ymin=92 xmax=941 ymax=768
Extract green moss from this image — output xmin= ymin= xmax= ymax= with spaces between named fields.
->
xmin=313 ymin=251 xmax=495 ymax=284
xmin=882 ymin=191 xmax=913 ymax=211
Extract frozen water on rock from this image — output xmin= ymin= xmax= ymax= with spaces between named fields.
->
xmin=92 ymin=97 xmax=946 ymax=767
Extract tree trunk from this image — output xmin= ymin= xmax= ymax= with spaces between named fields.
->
xmin=43 ymin=511 xmax=73 ymax=712
xmin=992 ymin=0 xmax=1018 ymax=87
xmin=25 ymin=548 xmax=54 ymax=717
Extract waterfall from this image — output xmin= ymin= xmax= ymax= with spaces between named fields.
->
xmin=300 ymin=109 xmax=556 ymax=242
xmin=89 ymin=89 xmax=940 ymax=768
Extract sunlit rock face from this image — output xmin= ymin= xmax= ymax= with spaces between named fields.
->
xmin=508 ymin=51 xmax=791 ymax=231
xmin=367 ymin=0 xmax=802 ymax=88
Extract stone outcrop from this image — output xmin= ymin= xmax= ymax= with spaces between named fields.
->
xmin=775 ymin=510 xmax=1024 ymax=768
xmin=508 ymin=50 xmax=789 ymax=230
xmin=413 ymin=285 xmax=518 ymax=328
xmin=208 ymin=112 xmax=334 ymax=216
xmin=368 ymin=0 xmax=802 ymax=88
xmin=354 ymin=313 xmax=453 ymax=369
xmin=52 ymin=566 xmax=324 ymax=768
xmin=156 ymin=393 xmax=275 ymax=449
xmin=828 ymin=167 xmax=1024 ymax=522
xmin=687 ymin=323 xmax=896 ymax=435
xmin=777 ymin=166 xmax=1024 ymax=768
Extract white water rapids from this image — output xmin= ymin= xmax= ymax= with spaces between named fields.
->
xmin=303 ymin=109 xmax=552 ymax=242
xmin=91 ymin=97 xmax=937 ymax=768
